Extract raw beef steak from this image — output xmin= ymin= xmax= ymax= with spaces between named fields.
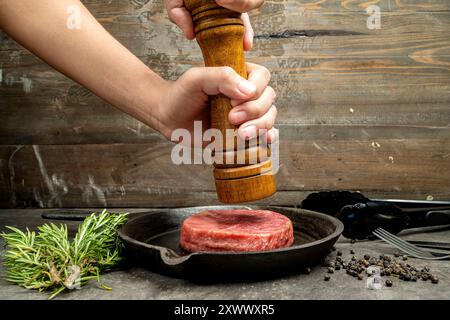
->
xmin=180 ymin=210 xmax=294 ymax=252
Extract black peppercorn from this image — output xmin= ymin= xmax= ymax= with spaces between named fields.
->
xmin=335 ymin=264 xmax=341 ymax=271
xmin=324 ymin=275 xmax=331 ymax=281
xmin=328 ymin=267 xmax=334 ymax=274
xmin=385 ymin=279 xmax=393 ymax=287
xmin=394 ymin=252 xmax=400 ymax=257
xmin=350 ymin=239 xmax=356 ymax=244
xmin=402 ymin=255 xmax=408 ymax=261
xmin=337 ymin=251 xmax=342 ymax=257
xmin=305 ymin=267 xmax=311 ymax=274
xmin=363 ymin=254 xmax=370 ymax=260
xmin=350 ymin=249 xmax=355 ymax=254
xmin=431 ymin=276 xmax=439 ymax=284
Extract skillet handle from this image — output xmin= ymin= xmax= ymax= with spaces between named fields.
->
xmin=42 ymin=211 xmax=92 ymax=221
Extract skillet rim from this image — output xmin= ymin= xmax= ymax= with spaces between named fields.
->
xmin=118 ymin=205 xmax=344 ymax=259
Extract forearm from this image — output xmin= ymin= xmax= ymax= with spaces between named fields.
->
xmin=0 ymin=0 xmax=168 ymax=132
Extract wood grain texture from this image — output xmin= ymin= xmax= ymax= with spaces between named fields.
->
xmin=1 ymin=0 xmax=450 ymax=207
xmin=2 ymin=125 xmax=449 ymax=208
xmin=1 ymin=5 xmax=450 ymax=144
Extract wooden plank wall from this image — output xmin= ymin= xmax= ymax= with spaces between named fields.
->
xmin=1 ymin=0 xmax=449 ymax=208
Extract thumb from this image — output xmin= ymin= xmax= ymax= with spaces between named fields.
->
xmin=180 ymin=67 xmax=257 ymax=100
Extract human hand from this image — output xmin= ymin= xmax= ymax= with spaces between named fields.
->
xmin=156 ymin=63 xmax=278 ymax=144
xmin=164 ymin=0 xmax=264 ymax=51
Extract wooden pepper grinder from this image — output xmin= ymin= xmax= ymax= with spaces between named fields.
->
xmin=185 ymin=0 xmax=276 ymax=203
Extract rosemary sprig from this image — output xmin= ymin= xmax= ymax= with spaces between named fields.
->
xmin=0 ymin=209 xmax=128 ymax=299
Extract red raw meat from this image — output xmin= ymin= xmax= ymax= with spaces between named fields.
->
xmin=180 ymin=210 xmax=294 ymax=252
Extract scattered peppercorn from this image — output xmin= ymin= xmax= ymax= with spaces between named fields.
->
xmin=350 ymin=239 xmax=356 ymax=244
xmin=322 ymin=252 xmax=438 ymax=286
xmin=324 ymin=275 xmax=331 ymax=281
xmin=385 ymin=280 xmax=393 ymax=287
xmin=304 ymin=267 xmax=311 ymax=274
xmin=402 ymin=255 xmax=408 ymax=261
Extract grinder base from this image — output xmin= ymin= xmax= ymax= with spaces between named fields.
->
xmin=214 ymin=160 xmax=276 ymax=203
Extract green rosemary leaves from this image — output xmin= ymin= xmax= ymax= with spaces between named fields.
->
xmin=1 ymin=210 xmax=128 ymax=299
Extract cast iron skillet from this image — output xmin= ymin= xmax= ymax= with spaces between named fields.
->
xmin=118 ymin=206 xmax=343 ymax=281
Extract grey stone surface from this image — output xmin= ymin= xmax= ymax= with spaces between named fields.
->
xmin=1 ymin=209 xmax=449 ymax=300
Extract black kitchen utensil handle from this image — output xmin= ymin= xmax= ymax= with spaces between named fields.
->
xmin=373 ymin=198 xmax=450 ymax=208
xmin=301 ymin=190 xmax=450 ymax=216
xmin=402 ymin=206 xmax=450 ymax=213
xmin=425 ymin=210 xmax=450 ymax=226
xmin=42 ymin=211 xmax=92 ymax=221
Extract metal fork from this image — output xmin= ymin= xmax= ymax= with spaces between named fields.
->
xmin=372 ymin=228 xmax=450 ymax=260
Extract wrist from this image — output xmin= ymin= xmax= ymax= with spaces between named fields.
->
xmin=124 ymin=69 xmax=171 ymax=137
xmin=153 ymin=79 xmax=176 ymax=140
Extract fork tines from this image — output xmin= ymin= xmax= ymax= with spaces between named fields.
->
xmin=372 ymin=228 xmax=434 ymax=258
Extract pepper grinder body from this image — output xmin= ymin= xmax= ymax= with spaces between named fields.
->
xmin=185 ymin=0 xmax=276 ymax=203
